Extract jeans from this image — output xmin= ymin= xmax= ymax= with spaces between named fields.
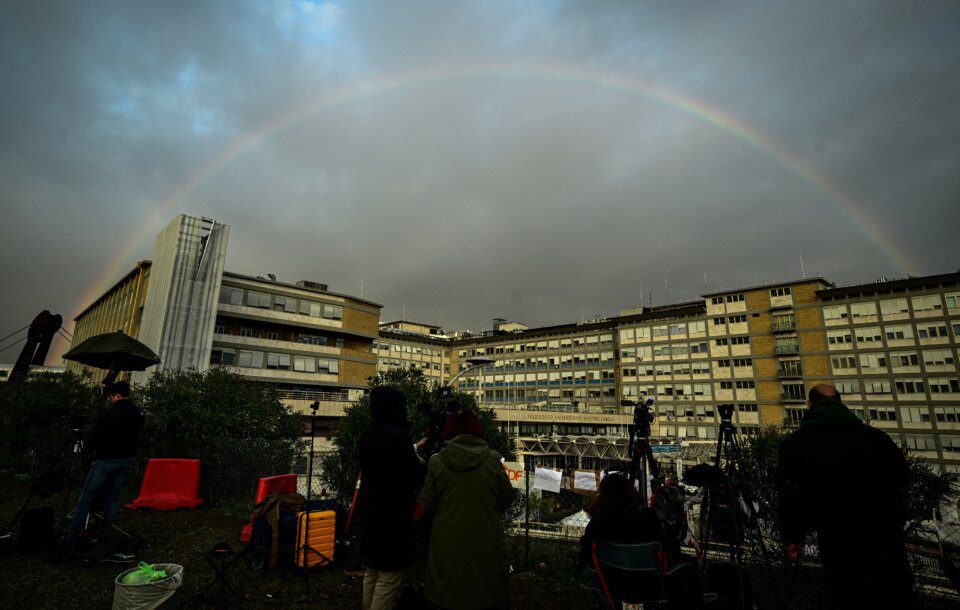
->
xmin=67 ymin=458 xmax=133 ymax=541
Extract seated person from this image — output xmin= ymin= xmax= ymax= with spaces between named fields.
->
xmin=580 ymin=473 xmax=700 ymax=609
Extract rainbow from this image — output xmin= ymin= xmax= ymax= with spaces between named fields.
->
xmin=74 ymin=61 xmax=919 ymax=321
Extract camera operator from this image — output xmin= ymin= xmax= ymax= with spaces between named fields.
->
xmin=66 ymin=380 xmax=143 ymax=544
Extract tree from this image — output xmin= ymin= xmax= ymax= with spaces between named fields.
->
xmin=320 ymin=367 xmax=516 ymax=503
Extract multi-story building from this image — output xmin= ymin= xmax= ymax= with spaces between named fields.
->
xmin=375 ymin=320 xmax=451 ymax=385
xmin=68 ymin=215 xmax=959 ymax=475
xmin=69 ymin=215 xmax=381 ymax=443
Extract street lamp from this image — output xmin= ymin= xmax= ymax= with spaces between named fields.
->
xmin=447 ymin=356 xmax=495 ymax=388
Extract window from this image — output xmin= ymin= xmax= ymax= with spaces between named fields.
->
xmin=918 ymin=324 xmax=949 ymax=338
xmin=863 ymin=380 xmax=891 ymax=395
xmin=690 ymin=342 xmax=709 ymax=354
xmin=778 ymin=360 xmax=803 ymax=376
xmin=859 ymin=353 xmax=887 ymax=369
xmin=880 ymin=298 xmax=910 ymax=316
xmin=266 ymin=331 xmax=278 ymax=340
xmin=322 ymin=304 xmax=343 ymax=320
xmin=653 ymin=325 xmax=668 ymax=337
xmin=293 ymin=355 xmax=316 ymax=372
xmin=336 ymin=338 xmax=345 ymax=348
xmin=737 ymin=404 xmax=758 ymax=412
xmin=831 ymin=355 xmax=857 ymax=370
xmin=246 ymin=291 xmax=272 ymax=308
xmin=299 ymin=333 xmax=327 ymax=346
xmin=911 ymin=295 xmax=943 ymax=313
xmin=299 ymin=300 xmax=322 ymax=317
xmin=770 ymin=287 xmax=792 ymax=297
xmin=726 ymin=294 xmax=745 ymax=303
xmin=890 ymin=351 xmax=919 ymax=367
xmin=885 ymin=325 xmax=914 ymax=340
xmin=924 ymin=350 xmax=955 ymax=366
xmin=823 ymin=305 xmax=848 ymax=322
xmin=693 ymin=384 xmax=711 ymax=396
xmin=717 ymin=359 xmax=731 ymax=368
xmin=733 ymin=358 xmax=752 ymax=367
xmin=689 ymin=321 xmax=707 ymax=333
xmin=929 ymin=378 xmax=960 ymax=394
xmin=714 ymin=338 xmax=729 ymax=346
xmin=214 ymin=320 xmax=226 ymax=334
xmin=237 ymin=350 xmax=263 ymax=368
xmin=904 ymin=435 xmax=936 ymax=451
xmin=827 ymin=330 xmax=852 ymax=345
xmin=691 ymin=362 xmax=710 ymax=375
xmin=240 ymin=326 xmax=253 ymax=338
xmin=895 ymin=379 xmax=925 ymax=394
xmin=729 ymin=315 xmax=747 ymax=324
xmin=711 ymin=297 xmax=723 ymax=305
xmin=736 ymin=381 xmax=756 ymax=389
xmin=210 ymin=348 xmax=235 ymax=365
xmin=713 ymin=317 xmax=726 ymax=326
xmin=836 ymin=380 xmax=861 ymax=394
xmin=901 ymin=407 xmax=931 ymax=423
xmin=782 ymin=384 xmax=805 ymax=400
xmin=947 ymin=292 xmax=960 ymax=309
xmin=273 ymin=296 xmax=297 ymax=313
xmin=730 ymin=336 xmax=750 ymax=345
xmin=854 ymin=327 xmax=882 ymax=344
xmin=944 ymin=437 xmax=960 ymax=453
xmin=850 ymin=302 xmax=878 ymax=319
xmin=869 ymin=407 xmax=897 ymax=422
xmin=219 ymin=286 xmax=244 ymax=305
xmin=935 ymin=407 xmax=960 ymax=423
xmin=670 ymin=324 xmax=687 ymax=336
xmin=266 ymin=353 xmax=291 ymax=370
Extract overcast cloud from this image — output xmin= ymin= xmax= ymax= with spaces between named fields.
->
xmin=1 ymin=1 xmax=958 ymax=361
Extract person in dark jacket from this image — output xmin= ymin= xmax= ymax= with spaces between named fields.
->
xmin=67 ymin=380 xmax=144 ymax=541
xmin=358 ymin=386 xmax=426 ymax=610
xmin=777 ymin=384 xmax=913 ymax=609
xmin=419 ymin=410 xmax=514 ymax=610
xmin=578 ymin=472 xmax=665 ymax=566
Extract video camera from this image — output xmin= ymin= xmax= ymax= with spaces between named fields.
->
xmin=416 ymin=386 xmax=463 ymax=458
xmin=623 ymin=396 xmax=655 ymax=438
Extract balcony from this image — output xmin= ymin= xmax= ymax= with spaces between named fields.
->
xmin=774 ymin=342 xmax=800 ymax=355
xmin=777 ymin=366 xmax=804 ymax=379
xmin=771 ymin=319 xmax=796 ymax=332
xmin=780 ymin=392 xmax=806 ymax=402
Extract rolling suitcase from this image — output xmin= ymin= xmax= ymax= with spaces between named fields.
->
xmin=294 ymin=509 xmax=335 ymax=568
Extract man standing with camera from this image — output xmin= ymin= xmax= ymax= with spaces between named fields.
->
xmin=777 ymin=384 xmax=912 ymax=608
xmin=67 ymin=380 xmax=144 ymax=543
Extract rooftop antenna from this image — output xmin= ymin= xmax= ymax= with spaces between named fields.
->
xmin=799 ymin=249 xmax=806 ymax=278
xmin=704 ymin=272 xmax=708 ymax=293
xmin=360 ymin=275 xmax=364 ymax=299
xmin=664 ymin=278 xmax=669 ymax=303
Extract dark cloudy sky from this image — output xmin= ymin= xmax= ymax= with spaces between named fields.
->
xmin=2 ymin=1 xmax=959 ymax=361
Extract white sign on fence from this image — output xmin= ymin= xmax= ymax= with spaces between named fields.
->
xmin=533 ymin=467 xmax=562 ymax=493
xmin=573 ymin=470 xmax=598 ymax=491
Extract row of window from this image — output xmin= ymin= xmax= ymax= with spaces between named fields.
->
xmin=827 ymin=322 xmax=960 ymax=345
xmin=219 ymin=286 xmax=344 ymax=320
xmin=710 ymin=293 xmax=746 ymax=305
xmin=823 ymin=293 xmax=960 ymax=322
xmin=460 ymin=334 xmax=616 ymax=357
xmin=831 ymin=378 xmax=960 ymax=395
xmin=374 ymin=342 xmax=444 ymax=357
xmin=830 ymin=350 xmax=957 ymax=371
xmin=210 ymin=348 xmax=340 ymax=374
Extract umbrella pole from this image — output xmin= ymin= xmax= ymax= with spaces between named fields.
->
xmin=101 ymin=362 xmax=120 ymax=386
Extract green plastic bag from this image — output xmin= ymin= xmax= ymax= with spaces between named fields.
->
xmin=122 ymin=562 xmax=168 ymax=585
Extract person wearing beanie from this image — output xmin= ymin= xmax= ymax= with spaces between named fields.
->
xmin=419 ymin=410 xmax=514 ymax=609
xmin=358 ymin=386 xmax=427 ymax=609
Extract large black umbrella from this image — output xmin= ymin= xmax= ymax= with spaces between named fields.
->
xmin=62 ymin=331 xmax=160 ymax=384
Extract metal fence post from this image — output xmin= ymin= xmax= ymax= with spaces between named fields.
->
xmin=524 ymin=463 xmax=531 ymax=571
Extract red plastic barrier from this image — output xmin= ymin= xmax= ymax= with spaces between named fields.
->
xmin=126 ymin=458 xmax=204 ymax=510
xmin=240 ymin=474 xmax=298 ymax=543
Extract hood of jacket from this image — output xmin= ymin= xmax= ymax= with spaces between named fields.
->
xmin=438 ymin=433 xmax=491 ymax=472
xmin=801 ymin=400 xmax=863 ymax=430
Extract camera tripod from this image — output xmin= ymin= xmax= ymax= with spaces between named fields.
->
xmin=697 ymin=404 xmax=776 ymax=610
xmin=624 ymin=397 xmax=660 ymax=505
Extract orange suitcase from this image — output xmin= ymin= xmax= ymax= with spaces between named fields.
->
xmin=295 ymin=509 xmax=335 ymax=568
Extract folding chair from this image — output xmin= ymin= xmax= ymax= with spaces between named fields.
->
xmin=591 ymin=540 xmax=669 ymax=609
xmin=199 ymin=541 xmax=241 ymax=604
